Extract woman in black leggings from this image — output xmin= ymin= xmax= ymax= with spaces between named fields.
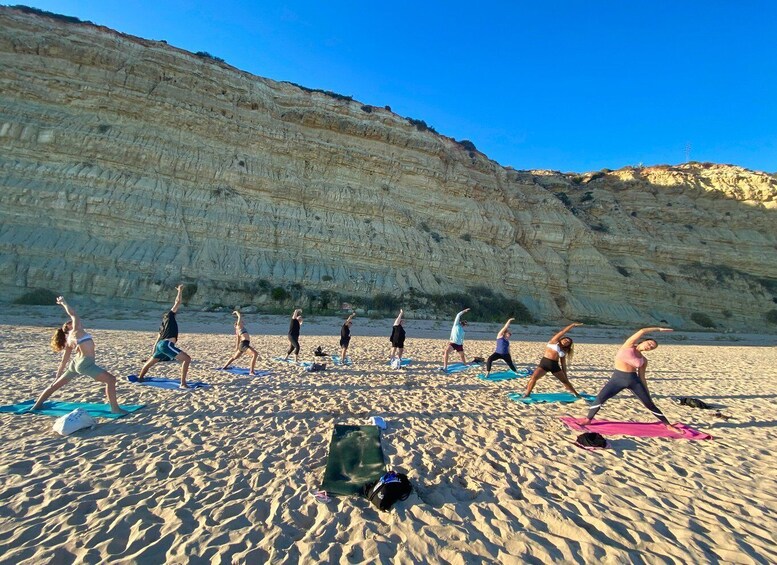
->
xmin=581 ymin=327 xmax=676 ymax=428
xmin=485 ymin=318 xmax=518 ymax=376
xmin=283 ymin=309 xmax=303 ymax=362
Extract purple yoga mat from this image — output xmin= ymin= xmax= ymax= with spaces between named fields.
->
xmin=560 ymin=416 xmax=712 ymax=440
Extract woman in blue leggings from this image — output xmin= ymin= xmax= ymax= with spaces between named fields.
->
xmin=581 ymin=327 xmax=676 ymax=427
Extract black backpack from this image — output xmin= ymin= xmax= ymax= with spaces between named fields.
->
xmin=306 ymin=363 xmax=327 ymax=372
xmin=675 ymin=397 xmax=711 ymax=410
xmin=313 ymin=346 xmax=328 ymax=357
xmin=576 ymin=432 xmax=607 ymax=449
xmin=363 ymin=471 xmax=412 ymax=511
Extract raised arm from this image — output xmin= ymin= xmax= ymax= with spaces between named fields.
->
xmin=497 ymin=318 xmax=515 ymax=338
xmin=623 ymin=326 xmax=673 ymax=348
xmin=394 ymin=309 xmax=404 ymax=326
xmin=56 ymin=296 xmax=81 ymax=331
xmin=549 ymin=322 xmax=583 ymax=344
xmin=171 ymin=285 xmax=184 ymax=313
xmin=453 ymin=308 xmax=470 ymax=326
xmin=233 ymin=310 xmax=243 ymax=324
xmin=345 ymin=312 xmax=356 ymax=323
xmin=292 ymin=308 xmax=302 ymax=320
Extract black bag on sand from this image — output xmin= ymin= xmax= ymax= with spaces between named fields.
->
xmin=306 ymin=363 xmax=327 ymax=372
xmin=313 ymin=346 xmax=329 ymax=357
xmin=362 ymin=471 xmax=412 ymax=511
xmin=576 ymin=432 xmax=608 ymax=449
xmin=675 ymin=397 xmax=711 ymax=410
xmin=472 ymin=356 xmax=485 ymax=364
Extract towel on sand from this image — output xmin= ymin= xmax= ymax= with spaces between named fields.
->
xmin=127 ymin=375 xmax=210 ymax=389
xmin=0 ymin=400 xmax=144 ymax=419
xmin=560 ymin=416 xmax=712 ymax=440
xmin=508 ymin=392 xmax=595 ymax=404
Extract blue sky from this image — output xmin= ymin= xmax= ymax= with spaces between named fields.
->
xmin=14 ymin=1 xmax=777 ymax=173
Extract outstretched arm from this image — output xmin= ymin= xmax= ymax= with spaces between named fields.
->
xmin=346 ymin=313 xmax=356 ymax=323
xmin=292 ymin=308 xmax=302 ymax=319
xmin=394 ymin=309 xmax=404 ymax=326
xmin=56 ymin=296 xmax=81 ymax=331
xmin=623 ymin=326 xmax=673 ymax=348
xmin=549 ymin=322 xmax=582 ymax=344
xmin=453 ymin=308 xmax=470 ymax=326
xmin=497 ymin=318 xmax=515 ymax=338
xmin=171 ymin=285 xmax=184 ymax=313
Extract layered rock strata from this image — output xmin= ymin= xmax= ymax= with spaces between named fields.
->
xmin=1 ymin=8 xmax=775 ymax=329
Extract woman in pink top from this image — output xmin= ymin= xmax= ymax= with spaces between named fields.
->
xmin=581 ymin=327 xmax=673 ymax=426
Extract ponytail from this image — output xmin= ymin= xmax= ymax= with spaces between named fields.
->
xmin=51 ymin=327 xmax=67 ymax=352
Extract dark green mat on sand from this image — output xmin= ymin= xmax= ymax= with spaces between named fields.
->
xmin=321 ymin=424 xmax=386 ymax=495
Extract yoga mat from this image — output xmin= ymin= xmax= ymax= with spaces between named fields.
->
xmin=0 ymin=400 xmax=144 ymax=420
xmin=442 ymin=362 xmax=478 ymax=374
xmin=387 ymin=358 xmax=412 ymax=367
xmin=560 ymin=417 xmax=712 ymax=440
xmin=477 ymin=368 xmax=530 ymax=382
xmin=273 ymin=357 xmax=312 ymax=368
xmin=215 ymin=367 xmax=272 ymax=376
xmin=508 ymin=392 xmax=596 ymax=405
xmin=331 ymin=355 xmax=353 ymax=366
xmin=321 ymin=424 xmax=386 ymax=496
xmin=127 ymin=375 xmax=211 ymax=389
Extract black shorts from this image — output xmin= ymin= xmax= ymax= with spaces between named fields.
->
xmin=391 ymin=339 xmax=405 ymax=348
xmin=239 ymin=339 xmax=251 ymax=352
xmin=340 ymin=337 xmax=351 ymax=348
xmin=449 ymin=342 xmax=464 ymax=352
xmin=539 ymin=357 xmax=561 ymax=373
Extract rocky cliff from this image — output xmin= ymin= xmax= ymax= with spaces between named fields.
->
xmin=1 ymin=7 xmax=775 ymax=330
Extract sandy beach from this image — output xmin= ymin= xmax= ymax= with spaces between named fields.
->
xmin=0 ymin=306 xmax=775 ymax=564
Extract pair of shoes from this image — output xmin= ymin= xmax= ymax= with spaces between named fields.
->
xmin=312 ymin=490 xmax=331 ymax=503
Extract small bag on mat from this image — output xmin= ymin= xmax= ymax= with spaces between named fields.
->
xmin=306 ymin=363 xmax=327 ymax=372
xmin=674 ymin=397 xmax=711 ymax=410
xmin=53 ymin=408 xmax=96 ymax=436
xmin=362 ymin=471 xmax=412 ymax=511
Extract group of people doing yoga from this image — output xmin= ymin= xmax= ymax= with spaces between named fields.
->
xmin=439 ymin=309 xmax=676 ymax=428
xmin=32 ymin=287 xmax=676 ymax=427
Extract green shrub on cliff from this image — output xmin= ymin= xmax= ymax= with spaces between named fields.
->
xmin=691 ymin=312 xmax=716 ymax=328
xmin=13 ymin=288 xmax=59 ymax=305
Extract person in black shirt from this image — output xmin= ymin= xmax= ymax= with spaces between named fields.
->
xmin=283 ymin=308 xmax=303 ymax=362
xmin=389 ymin=309 xmax=406 ymax=367
xmin=136 ymin=285 xmax=192 ymax=388
xmin=339 ymin=312 xmax=355 ymax=364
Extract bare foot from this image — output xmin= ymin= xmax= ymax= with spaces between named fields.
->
xmin=579 ymin=418 xmax=592 ymax=426
xmin=137 ymin=376 xmax=145 ymax=382
xmin=111 ymin=407 xmax=129 ymax=415
xmin=179 ymin=383 xmax=190 ymax=389
xmin=222 ymin=365 xmax=230 ymax=370
xmin=31 ymin=402 xmax=43 ymax=411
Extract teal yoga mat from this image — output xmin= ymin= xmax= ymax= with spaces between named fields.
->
xmin=321 ymin=425 xmax=386 ymax=496
xmin=507 ymin=392 xmax=595 ymax=404
xmin=0 ymin=400 xmax=145 ymax=419
xmin=477 ymin=368 xmax=531 ymax=381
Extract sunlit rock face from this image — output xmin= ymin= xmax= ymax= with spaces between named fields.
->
xmin=1 ymin=8 xmax=775 ymax=329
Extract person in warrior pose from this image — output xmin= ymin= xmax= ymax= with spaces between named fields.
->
xmin=523 ymin=323 xmax=584 ymax=399
xmin=484 ymin=318 xmax=519 ymax=376
xmin=137 ymin=285 xmax=192 ymax=388
xmin=33 ymin=296 xmax=127 ymax=414
xmin=389 ymin=309 xmax=406 ymax=366
xmin=283 ymin=308 xmax=303 ymax=362
xmin=222 ymin=310 xmax=260 ymax=374
xmin=339 ymin=312 xmax=355 ymax=363
xmin=442 ymin=308 xmax=470 ymax=371
xmin=581 ymin=327 xmax=676 ymax=428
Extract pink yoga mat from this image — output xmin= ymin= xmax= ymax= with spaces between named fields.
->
xmin=560 ymin=416 xmax=712 ymax=440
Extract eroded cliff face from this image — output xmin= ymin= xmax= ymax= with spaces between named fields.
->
xmin=1 ymin=8 xmax=775 ymax=329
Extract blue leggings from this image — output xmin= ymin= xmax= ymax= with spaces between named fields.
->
xmin=586 ymin=370 xmax=669 ymax=424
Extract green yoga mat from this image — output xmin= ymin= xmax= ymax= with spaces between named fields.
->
xmin=0 ymin=400 xmax=145 ymax=419
xmin=321 ymin=425 xmax=386 ymax=495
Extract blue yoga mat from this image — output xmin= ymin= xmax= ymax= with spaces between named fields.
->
xmin=507 ymin=392 xmax=595 ymax=404
xmin=127 ymin=375 xmax=211 ymax=389
xmin=477 ymin=368 xmax=530 ymax=381
xmin=442 ymin=362 xmax=479 ymax=374
xmin=272 ymin=357 xmax=312 ymax=368
xmin=215 ymin=367 xmax=272 ymax=376
xmin=331 ymin=355 xmax=353 ymax=366
xmin=0 ymin=400 xmax=144 ymax=419
xmin=387 ymin=358 xmax=412 ymax=367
